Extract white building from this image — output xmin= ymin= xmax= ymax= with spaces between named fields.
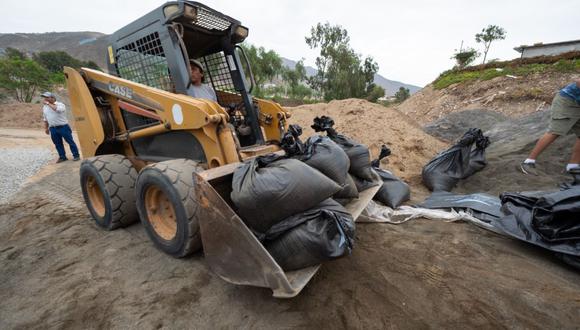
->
xmin=514 ymin=39 xmax=580 ymax=58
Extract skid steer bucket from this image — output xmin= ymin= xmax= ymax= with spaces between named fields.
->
xmin=193 ymin=163 xmax=382 ymax=298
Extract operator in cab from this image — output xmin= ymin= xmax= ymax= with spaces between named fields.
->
xmin=188 ymin=59 xmax=217 ymax=102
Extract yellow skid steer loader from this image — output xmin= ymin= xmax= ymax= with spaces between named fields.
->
xmin=65 ymin=1 xmax=380 ymax=297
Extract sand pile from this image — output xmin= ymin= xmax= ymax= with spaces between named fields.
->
xmin=287 ymin=98 xmax=448 ymax=200
xmin=0 ymin=103 xmax=45 ymax=129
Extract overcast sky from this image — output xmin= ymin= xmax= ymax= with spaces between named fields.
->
xmin=1 ymin=0 xmax=578 ymax=86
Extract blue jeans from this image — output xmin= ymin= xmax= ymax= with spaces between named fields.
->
xmin=49 ymin=124 xmax=80 ymax=160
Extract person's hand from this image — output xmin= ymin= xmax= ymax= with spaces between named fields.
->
xmin=45 ymin=128 xmax=49 ymax=135
xmin=44 ymin=101 xmax=49 ymax=105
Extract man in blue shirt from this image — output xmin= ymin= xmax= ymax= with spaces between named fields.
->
xmin=520 ymin=80 xmax=580 ymax=175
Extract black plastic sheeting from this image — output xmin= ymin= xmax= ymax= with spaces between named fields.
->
xmin=263 ymin=199 xmax=356 ymax=271
xmin=420 ymin=191 xmax=502 ymax=223
xmin=231 ymin=155 xmax=341 ymax=233
xmin=419 ymin=187 xmax=580 ymax=269
xmin=495 ymin=188 xmax=580 ymax=256
xmin=422 ymin=128 xmax=490 ymax=192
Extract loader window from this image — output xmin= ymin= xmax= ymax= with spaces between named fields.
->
xmin=201 ymin=51 xmax=241 ymax=106
xmin=116 ymin=32 xmax=174 ymax=92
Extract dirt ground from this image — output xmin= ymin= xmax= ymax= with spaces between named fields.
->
xmin=1 ymin=123 xmax=579 ymax=328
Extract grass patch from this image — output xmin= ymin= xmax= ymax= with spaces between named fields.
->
xmin=433 ymin=59 xmax=580 ymax=90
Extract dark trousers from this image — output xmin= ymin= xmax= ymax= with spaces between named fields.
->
xmin=49 ymin=124 xmax=80 ymax=160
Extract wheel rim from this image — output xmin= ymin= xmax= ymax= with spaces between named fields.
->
xmin=144 ymin=185 xmax=177 ymax=241
xmin=86 ymin=175 xmax=106 ymax=217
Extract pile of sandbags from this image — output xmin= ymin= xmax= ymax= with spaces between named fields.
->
xmin=311 ymin=116 xmax=376 ymax=191
xmin=422 ymin=128 xmax=490 ymax=192
xmin=231 ymin=123 xmax=365 ymax=270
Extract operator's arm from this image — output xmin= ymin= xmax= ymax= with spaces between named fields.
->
xmin=576 ymin=80 xmax=580 ymax=88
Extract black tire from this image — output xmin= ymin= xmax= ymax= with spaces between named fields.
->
xmin=135 ymin=159 xmax=205 ymax=258
xmin=80 ymin=154 xmax=139 ymax=230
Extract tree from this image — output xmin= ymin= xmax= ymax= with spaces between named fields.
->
xmin=305 ymin=22 xmax=378 ymax=101
xmin=33 ymin=51 xmax=83 ymax=73
xmin=475 ymin=25 xmax=506 ymax=64
xmin=0 ymin=58 xmax=51 ymax=102
xmin=394 ymin=87 xmax=410 ymax=103
xmin=365 ymin=84 xmax=385 ymax=103
xmin=4 ymin=47 xmax=27 ymax=60
xmin=452 ymin=47 xmax=479 ymax=68
xmin=239 ymin=43 xmax=283 ymax=97
xmin=282 ymin=59 xmax=313 ymax=99
xmin=32 ymin=51 xmax=101 ymax=73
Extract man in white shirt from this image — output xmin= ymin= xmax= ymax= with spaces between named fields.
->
xmin=188 ymin=59 xmax=217 ymax=102
xmin=41 ymin=92 xmax=80 ymax=163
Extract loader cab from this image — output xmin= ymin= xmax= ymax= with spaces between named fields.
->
xmin=106 ymin=1 xmax=263 ymax=146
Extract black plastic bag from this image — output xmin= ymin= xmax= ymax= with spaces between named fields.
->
xmin=464 ymin=135 xmax=490 ymax=177
xmin=301 ymin=135 xmax=350 ymax=186
xmin=422 ymin=128 xmax=490 ymax=192
xmin=371 ymin=145 xmax=392 ymax=168
xmin=280 ymin=124 xmax=305 ymax=157
xmin=352 ymin=175 xmax=377 ymax=192
xmin=374 ymin=168 xmax=411 ymax=208
xmin=333 ymin=173 xmax=359 ymax=199
xmin=312 ymin=116 xmax=374 ymax=181
xmin=263 ymin=199 xmax=356 ymax=271
xmin=231 ymin=156 xmax=342 ymax=233
xmin=370 ymin=144 xmax=410 ymax=208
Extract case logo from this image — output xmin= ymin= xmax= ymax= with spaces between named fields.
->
xmin=108 ymin=82 xmax=133 ymax=99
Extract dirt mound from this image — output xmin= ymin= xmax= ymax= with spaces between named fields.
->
xmin=424 ymin=109 xmax=509 ymax=142
xmin=397 ymin=72 xmax=580 ymax=125
xmin=0 ymin=103 xmax=45 ymax=129
xmin=287 ymin=99 xmax=448 ymax=200
xmin=456 ymin=109 xmax=575 ymax=195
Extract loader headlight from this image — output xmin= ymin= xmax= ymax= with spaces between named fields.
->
xmin=234 ymin=26 xmax=249 ymax=40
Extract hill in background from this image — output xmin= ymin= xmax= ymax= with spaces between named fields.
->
xmin=0 ymin=32 xmax=422 ymax=96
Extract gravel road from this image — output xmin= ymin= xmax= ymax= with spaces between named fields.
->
xmin=0 ymin=147 xmax=53 ymax=204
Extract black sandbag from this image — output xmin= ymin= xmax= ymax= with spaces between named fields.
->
xmin=374 ymin=168 xmax=411 ymax=208
xmin=352 ymin=175 xmax=377 ymax=192
xmin=370 ymin=144 xmax=410 ymax=208
xmin=302 ymin=135 xmax=350 ymax=186
xmin=280 ymin=124 xmax=305 ymax=157
xmin=491 ymin=188 xmax=580 ymax=256
xmin=264 ymin=199 xmax=356 ymax=271
xmin=312 ymin=116 xmax=374 ymax=181
xmin=333 ymin=173 xmax=359 ymax=199
xmin=464 ymin=135 xmax=490 ymax=177
xmin=422 ymin=128 xmax=490 ymax=192
xmin=371 ymin=145 xmax=392 ymax=168
xmin=231 ymin=156 xmax=342 ymax=233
